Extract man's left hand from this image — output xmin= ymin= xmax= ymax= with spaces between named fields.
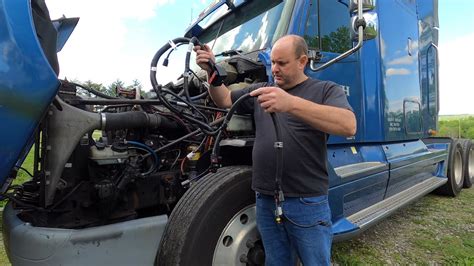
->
xmin=250 ymin=87 xmax=296 ymax=113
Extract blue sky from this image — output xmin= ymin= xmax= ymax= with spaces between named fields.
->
xmin=47 ymin=0 xmax=474 ymax=115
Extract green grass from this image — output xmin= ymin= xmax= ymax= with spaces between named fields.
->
xmin=0 ymin=147 xmax=34 ymax=209
xmin=14 ymin=147 xmax=34 ymax=185
xmin=331 ymin=188 xmax=474 ymax=264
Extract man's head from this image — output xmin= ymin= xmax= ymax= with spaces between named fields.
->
xmin=271 ymin=35 xmax=309 ymax=89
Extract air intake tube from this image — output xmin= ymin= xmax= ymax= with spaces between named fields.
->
xmin=101 ymin=111 xmax=180 ymax=131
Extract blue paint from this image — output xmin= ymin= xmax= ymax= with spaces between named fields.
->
xmin=332 ymin=217 xmax=358 ymax=236
xmin=52 ymin=17 xmax=79 ymax=52
xmin=0 ymin=0 xmax=60 ymax=185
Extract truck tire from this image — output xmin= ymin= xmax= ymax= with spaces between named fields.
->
xmin=435 ymin=139 xmax=464 ymax=196
xmin=156 ymin=166 xmax=265 ymax=266
xmin=461 ymin=139 xmax=474 ymax=188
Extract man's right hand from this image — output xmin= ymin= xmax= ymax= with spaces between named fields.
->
xmin=193 ymin=44 xmax=215 ymax=74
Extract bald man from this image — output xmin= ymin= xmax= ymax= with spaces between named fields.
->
xmin=195 ymin=35 xmax=356 ymax=265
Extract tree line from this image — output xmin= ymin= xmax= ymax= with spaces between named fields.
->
xmin=439 ymin=116 xmax=474 ymax=139
xmin=73 ymin=78 xmax=144 ymax=98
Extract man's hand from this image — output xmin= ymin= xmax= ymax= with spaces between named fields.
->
xmin=194 ymin=44 xmax=215 ymax=74
xmin=250 ymin=87 xmax=296 ymax=113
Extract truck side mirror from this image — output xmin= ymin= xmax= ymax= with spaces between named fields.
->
xmin=350 ymin=12 xmax=378 ymax=41
xmin=349 ymin=0 xmax=375 ymax=13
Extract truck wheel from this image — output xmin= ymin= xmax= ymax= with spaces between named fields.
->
xmin=156 ymin=166 xmax=265 ymax=266
xmin=435 ymin=139 xmax=464 ymax=196
xmin=461 ymin=139 xmax=474 ymax=188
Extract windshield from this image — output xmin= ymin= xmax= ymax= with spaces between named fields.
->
xmin=197 ymin=0 xmax=295 ymax=56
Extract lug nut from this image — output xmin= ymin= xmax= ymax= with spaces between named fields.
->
xmin=246 ymin=239 xmax=255 ymax=248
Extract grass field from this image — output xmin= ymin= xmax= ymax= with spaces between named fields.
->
xmin=331 ymin=188 xmax=474 ymax=264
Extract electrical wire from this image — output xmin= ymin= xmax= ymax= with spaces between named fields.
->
xmin=17 ymin=166 xmax=33 ymax=177
xmin=169 ymin=149 xmax=181 ymax=170
xmin=71 ymin=82 xmax=117 ymax=99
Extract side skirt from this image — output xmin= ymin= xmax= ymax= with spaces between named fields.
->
xmin=333 ymin=176 xmax=446 ymax=242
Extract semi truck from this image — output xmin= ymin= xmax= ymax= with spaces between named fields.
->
xmin=0 ymin=0 xmax=472 ymax=265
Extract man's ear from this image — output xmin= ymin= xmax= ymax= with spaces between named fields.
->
xmin=299 ymin=55 xmax=308 ymax=69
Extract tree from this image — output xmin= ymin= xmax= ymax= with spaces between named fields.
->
xmin=321 ymin=26 xmax=352 ymax=54
xmin=304 ymin=26 xmax=351 ymax=54
xmin=107 ymin=79 xmax=125 ymax=97
xmin=129 ymin=79 xmax=143 ymax=90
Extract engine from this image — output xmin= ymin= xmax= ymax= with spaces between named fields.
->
xmin=9 ymin=50 xmax=266 ymax=229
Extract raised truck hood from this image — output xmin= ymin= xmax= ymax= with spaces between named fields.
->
xmin=0 ymin=0 xmax=78 ymax=189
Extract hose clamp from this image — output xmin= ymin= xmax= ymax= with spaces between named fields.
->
xmin=100 ymin=112 xmax=107 ymax=130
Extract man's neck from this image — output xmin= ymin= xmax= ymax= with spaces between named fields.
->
xmin=281 ymin=75 xmax=308 ymax=90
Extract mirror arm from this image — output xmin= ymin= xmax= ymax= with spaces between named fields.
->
xmin=310 ymin=0 xmax=366 ymax=72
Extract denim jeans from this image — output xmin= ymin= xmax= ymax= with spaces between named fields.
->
xmin=256 ymin=192 xmax=333 ymax=266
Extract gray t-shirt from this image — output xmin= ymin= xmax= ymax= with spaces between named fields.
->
xmin=231 ymin=78 xmax=353 ymax=197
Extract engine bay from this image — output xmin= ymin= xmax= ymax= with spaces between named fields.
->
xmin=8 ymin=43 xmax=267 ymax=229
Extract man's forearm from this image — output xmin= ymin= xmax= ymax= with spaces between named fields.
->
xmin=208 ymin=84 xmax=232 ymax=108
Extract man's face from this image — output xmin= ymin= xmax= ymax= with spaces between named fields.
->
xmin=270 ymin=41 xmax=305 ymax=89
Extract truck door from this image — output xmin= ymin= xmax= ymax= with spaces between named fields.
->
xmin=379 ymin=0 xmax=433 ymax=197
xmin=378 ymin=0 xmax=423 ymax=141
xmin=299 ymin=0 xmax=362 ymax=144
xmin=298 ymin=0 xmax=389 ymax=218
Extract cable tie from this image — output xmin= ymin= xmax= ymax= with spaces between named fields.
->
xmin=168 ymin=40 xmax=177 ymax=50
xmin=187 ymin=42 xmax=194 ymax=53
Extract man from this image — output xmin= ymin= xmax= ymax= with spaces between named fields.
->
xmin=195 ymin=35 xmax=356 ymax=265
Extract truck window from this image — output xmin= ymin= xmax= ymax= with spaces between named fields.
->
xmin=198 ymin=0 xmax=294 ymax=56
xmin=304 ymin=0 xmax=352 ymax=54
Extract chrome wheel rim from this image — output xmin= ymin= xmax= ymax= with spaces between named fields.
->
xmin=469 ymin=146 xmax=474 ymax=181
xmin=213 ymin=204 xmax=264 ymax=265
xmin=454 ymin=148 xmax=463 ymax=185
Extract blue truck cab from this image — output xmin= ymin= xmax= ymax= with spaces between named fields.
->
xmin=1 ymin=0 xmax=472 ymax=265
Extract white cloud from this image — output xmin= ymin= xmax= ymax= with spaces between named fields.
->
xmin=46 ymin=0 xmax=177 ymax=88
xmin=387 ymin=55 xmax=415 ymax=66
xmin=212 ymin=25 xmax=242 ymax=53
xmin=386 ymin=68 xmax=410 ymax=76
xmin=439 ymin=32 xmax=474 ymax=115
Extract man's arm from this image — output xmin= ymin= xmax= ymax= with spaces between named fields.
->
xmin=250 ymin=87 xmax=356 ymax=137
xmin=289 ymin=97 xmax=356 ymax=137
xmin=208 ymin=84 xmax=232 ymax=108
xmin=194 ymin=44 xmax=232 ymax=108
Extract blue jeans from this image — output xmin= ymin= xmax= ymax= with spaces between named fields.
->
xmin=256 ymin=192 xmax=333 ymax=266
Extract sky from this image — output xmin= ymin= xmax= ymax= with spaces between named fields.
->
xmin=46 ymin=0 xmax=474 ymax=115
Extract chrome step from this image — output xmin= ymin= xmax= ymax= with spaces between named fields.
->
xmin=347 ymin=176 xmax=447 ymax=229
